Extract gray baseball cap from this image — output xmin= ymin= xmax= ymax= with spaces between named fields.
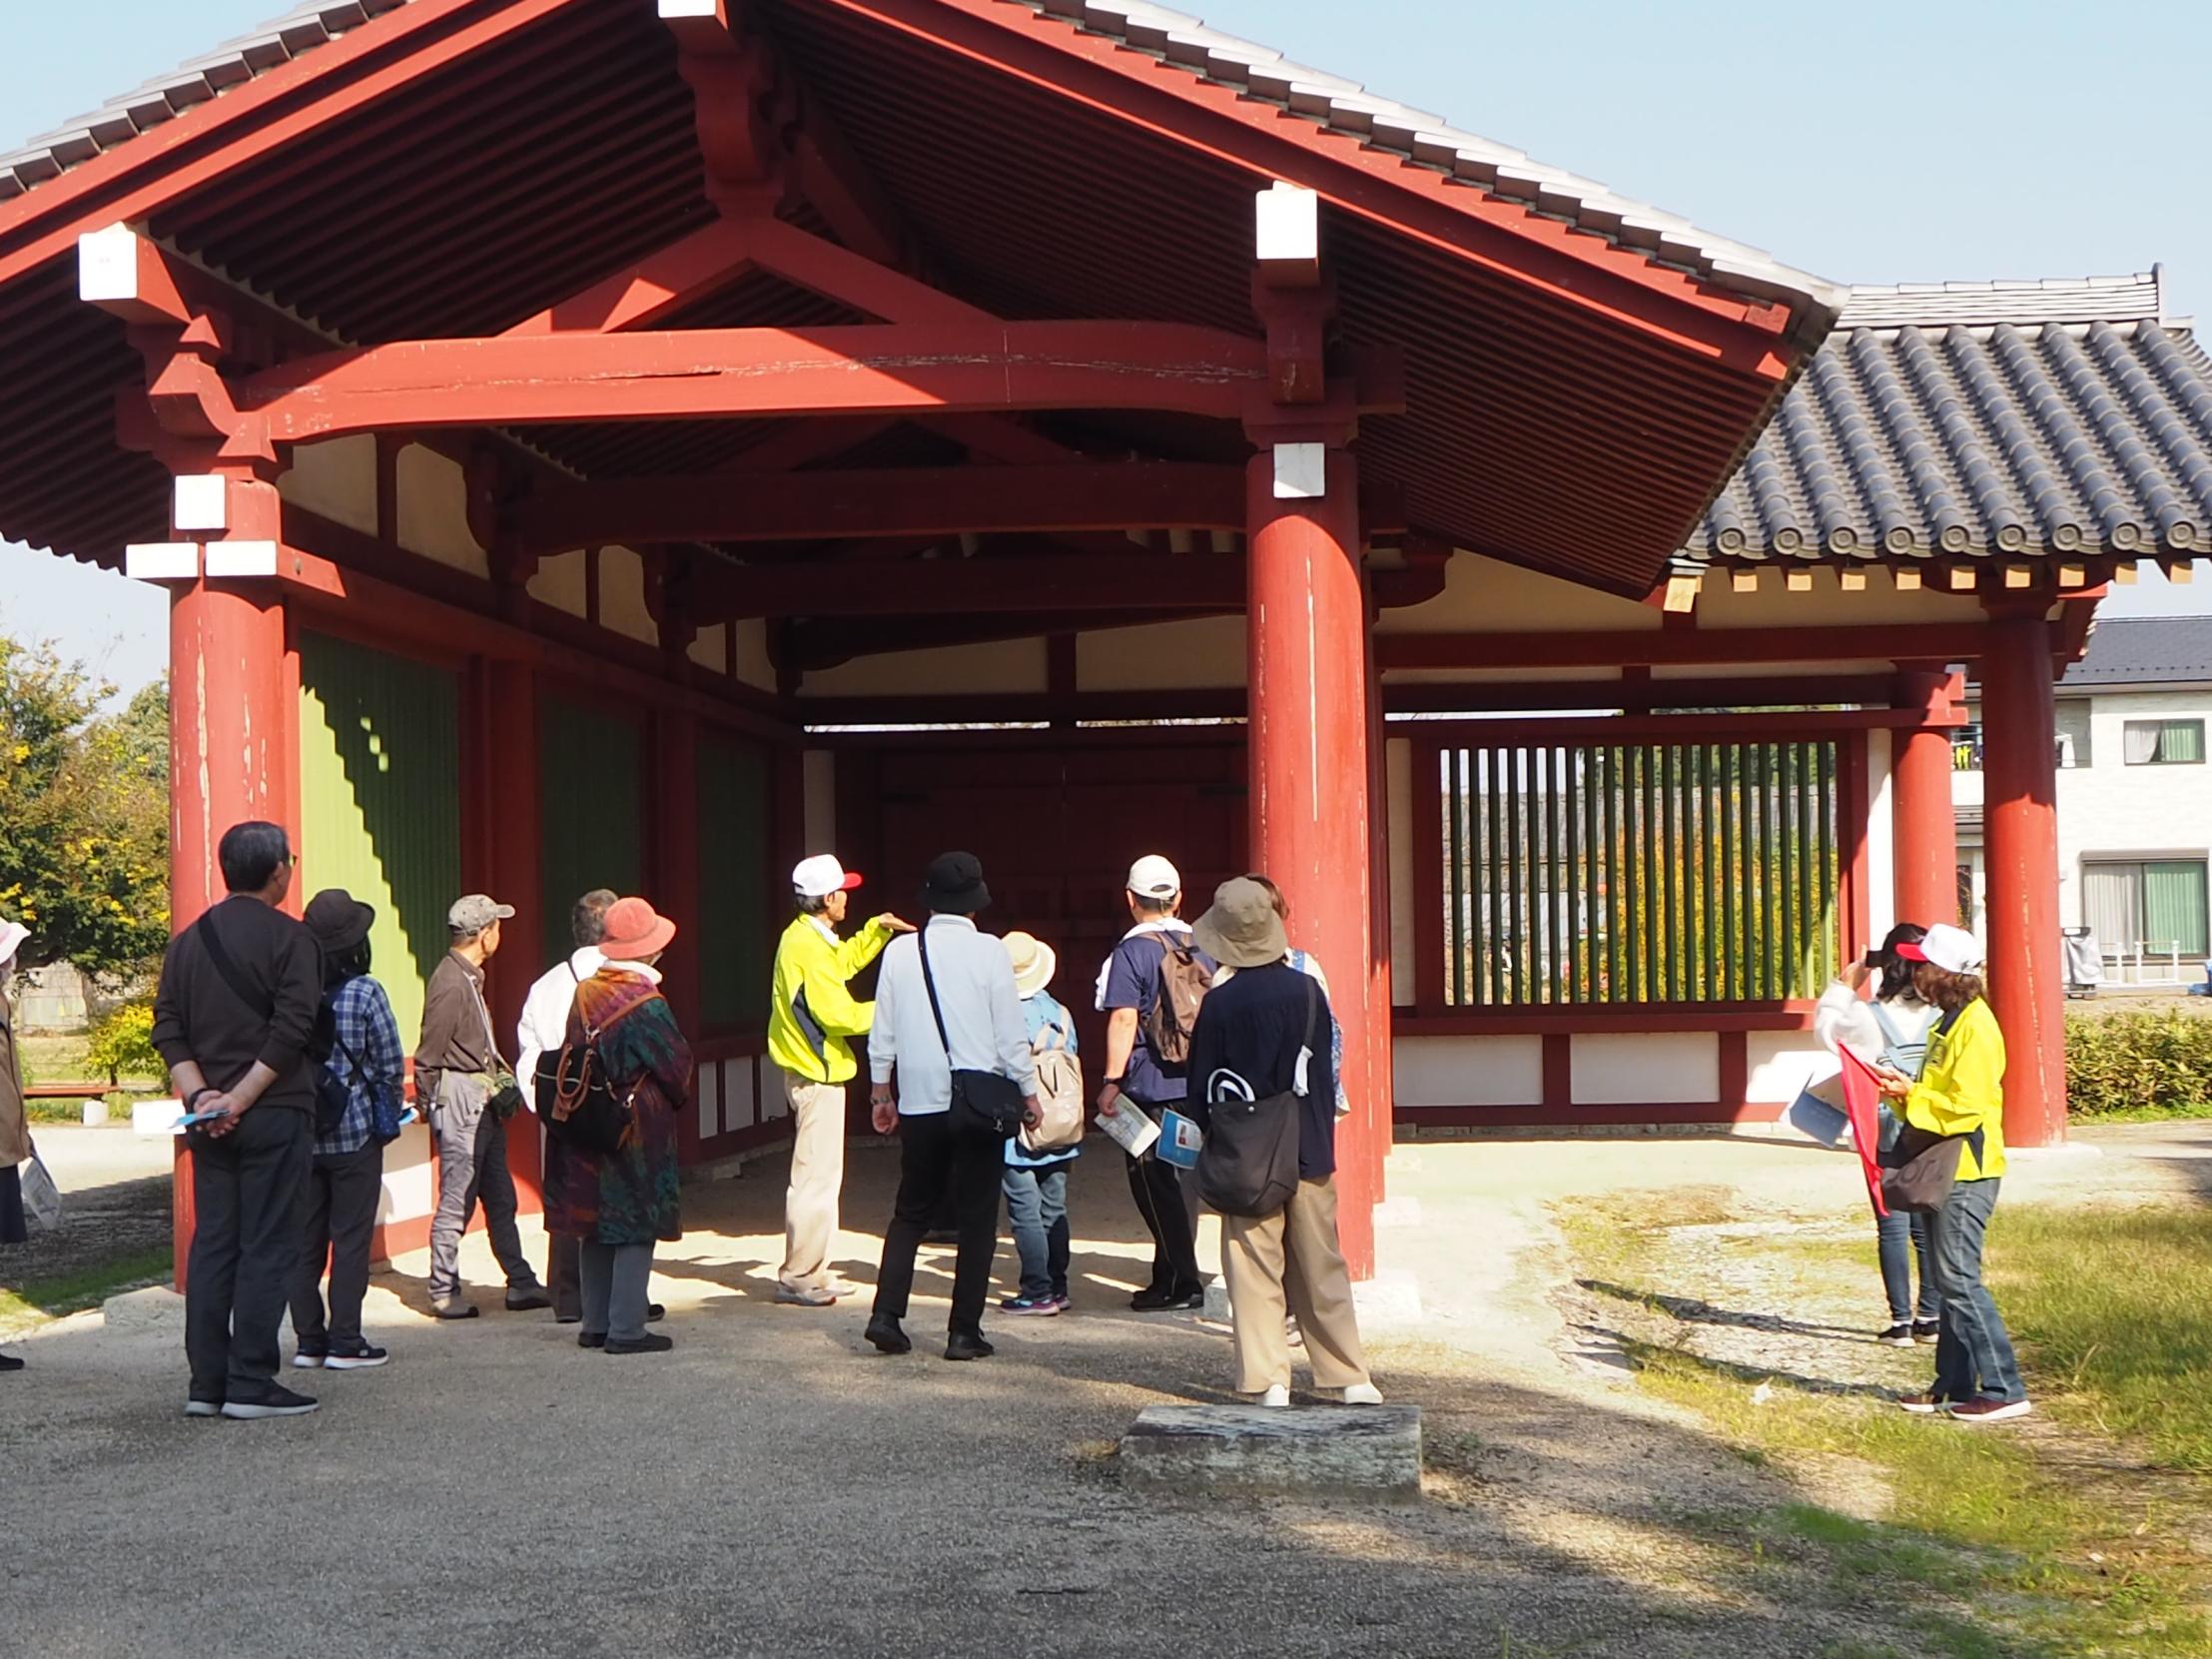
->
xmin=448 ymin=894 xmax=516 ymax=934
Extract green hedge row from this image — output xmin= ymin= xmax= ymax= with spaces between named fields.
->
xmin=2065 ymin=1011 xmax=2212 ymax=1117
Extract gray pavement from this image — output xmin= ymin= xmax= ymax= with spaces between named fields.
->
xmin=4 ymin=1123 xmax=2207 ymax=1658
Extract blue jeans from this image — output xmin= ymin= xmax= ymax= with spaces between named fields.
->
xmin=1924 ymin=1177 xmax=2026 ymax=1404
xmin=1003 ymin=1165 xmax=1071 ymax=1300
xmin=1876 ymin=1210 xmax=1938 ymax=1324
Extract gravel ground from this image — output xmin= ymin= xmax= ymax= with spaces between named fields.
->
xmin=4 ymin=1127 xmax=2205 ymax=1658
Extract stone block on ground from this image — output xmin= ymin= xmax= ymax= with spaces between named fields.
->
xmin=103 ymin=1284 xmax=185 ymax=1332
xmin=1119 ymin=1404 xmax=1422 ymax=1501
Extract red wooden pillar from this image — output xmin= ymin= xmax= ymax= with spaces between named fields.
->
xmin=1980 ymin=607 xmax=2067 ymax=1147
xmin=1363 ymin=612 xmax=1394 ymax=1193
xmin=481 ymin=658 xmax=547 ymax=1207
xmin=168 ymin=571 xmax=295 ymax=1288
xmin=1891 ymin=663 xmax=1960 ymax=931
xmin=655 ymin=709 xmax=704 ymax=1161
xmin=1246 ymin=446 xmax=1378 ymax=1277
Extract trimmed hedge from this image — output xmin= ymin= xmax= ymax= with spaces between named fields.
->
xmin=2065 ymin=1011 xmax=2212 ymax=1117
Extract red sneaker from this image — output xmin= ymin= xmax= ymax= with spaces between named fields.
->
xmin=1896 ymin=1391 xmax=1945 ymax=1415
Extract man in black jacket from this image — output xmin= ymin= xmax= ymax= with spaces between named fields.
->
xmin=151 ymin=821 xmax=323 ymax=1420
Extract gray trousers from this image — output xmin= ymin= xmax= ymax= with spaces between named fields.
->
xmin=427 ymin=1075 xmax=536 ymax=1300
xmin=290 ymin=1143 xmax=384 ymax=1347
xmin=186 ymin=1106 xmax=313 ymax=1401
xmin=580 ymin=1242 xmax=656 ymax=1343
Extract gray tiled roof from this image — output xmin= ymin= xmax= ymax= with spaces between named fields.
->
xmin=1688 ymin=272 xmax=2212 ymax=566
xmin=0 ymin=2 xmax=405 ymax=200
xmin=2060 ymin=617 xmax=2212 ymax=688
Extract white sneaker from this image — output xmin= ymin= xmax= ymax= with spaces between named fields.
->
xmin=1257 ymin=1383 xmax=1291 ymax=1409
xmin=1341 ymin=1382 xmax=1384 ymax=1406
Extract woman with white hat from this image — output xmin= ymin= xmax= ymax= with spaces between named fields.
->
xmin=998 ymin=931 xmax=1081 ymax=1316
xmin=1 ymin=918 xmax=32 ymax=1372
xmin=1877 ymin=923 xmax=2031 ymax=1424
xmin=1187 ymin=878 xmax=1382 ymax=1409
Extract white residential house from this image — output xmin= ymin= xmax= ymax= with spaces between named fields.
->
xmin=1955 ymin=616 xmax=2212 ymax=984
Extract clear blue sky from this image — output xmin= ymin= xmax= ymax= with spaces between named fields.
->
xmin=3 ymin=0 xmax=2208 ymax=689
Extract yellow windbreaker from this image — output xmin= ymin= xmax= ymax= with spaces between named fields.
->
xmin=1902 ymin=997 xmax=2007 ymax=1181
xmin=767 ymin=914 xmax=894 ymax=1084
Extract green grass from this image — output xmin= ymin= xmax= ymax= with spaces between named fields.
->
xmin=2071 ymin=1103 xmax=2212 ymax=1123
xmin=1562 ymin=1193 xmax=2212 ymax=1658
xmin=0 ymin=1245 xmax=171 ymax=1339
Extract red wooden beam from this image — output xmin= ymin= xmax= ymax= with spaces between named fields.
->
xmin=740 ymin=215 xmax=993 ymax=326
xmin=509 ymin=460 xmax=1245 ymax=555
xmin=1375 ymin=623 xmax=1992 ymax=673
xmin=691 ymin=550 xmax=1243 ymax=619
xmin=501 ymin=217 xmax=756 ymax=336
xmin=235 ymin=322 xmax=1269 ymax=446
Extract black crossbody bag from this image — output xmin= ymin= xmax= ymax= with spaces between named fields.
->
xmin=917 ymin=931 xmax=1027 ymax=1140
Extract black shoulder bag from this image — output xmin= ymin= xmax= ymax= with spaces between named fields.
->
xmin=195 ymin=911 xmax=348 ymax=1135
xmin=918 ymin=930 xmax=1027 ymax=1140
xmin=1194 ymin=977 xmax=1317 ymax=1220
xmin=537 ymin=992 xmax=657 ymax=1158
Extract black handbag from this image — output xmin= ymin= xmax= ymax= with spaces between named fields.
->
xmin=537 ymin=997 xmax=655 ymax=1158
xmin=1880 ymin=1124 xmax=1966 ymax=1214
xmin=1194 ymin=979 xmax=1316 ymax=1220
xmin=917 ymin=931 xmax=1027 ymax=1139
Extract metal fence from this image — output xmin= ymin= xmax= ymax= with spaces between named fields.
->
xmin=1439 ymin=738 xmax=1841 ymax=1007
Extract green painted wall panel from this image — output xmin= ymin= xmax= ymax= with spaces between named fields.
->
xmin=697 ymin=732 xmax=770 ymax=1033
xmin=538 ymin=694 xmax=643 ymax=970
xmin=298 ymin=631 xmax=463 ymax=1047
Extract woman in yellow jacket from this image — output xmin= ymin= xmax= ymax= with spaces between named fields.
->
xmin=1876 ymin=924 xmax=2030 ymax=1423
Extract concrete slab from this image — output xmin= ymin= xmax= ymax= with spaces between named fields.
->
xmin=1119 ymin=1403 xmax=1422 ymax=1501
xmin=102 ymin=1284 xmax=184 ymax=1333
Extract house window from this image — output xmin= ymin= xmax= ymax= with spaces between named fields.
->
xmin=2081 ymin=859 xmax=2210 ymax=958
xmin=2123 ymin=719 xmax=2206 ymax=766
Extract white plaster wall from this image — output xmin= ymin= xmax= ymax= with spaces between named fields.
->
xmin=1079 ymin=616 xmax=1247 ymax=690
xmin=1571 ymin=1032 xmax=1718 ymax=1105
xmin=731 ymin=618 xmax=776 ymax=692
xmin=394 ymin=443 xmax=488 ymax=577
xmin=724 ymin=1058 xmax=760 ymax=1133
xmin=805 ymin=637 xmax=1048 ymax=696
xmin=689 ymin=623 xmax=728 ymax=675
xmin=598 ymin=544 xmax=658 ymax=645
xmin=1865 ymin=728 xmax=1895 ymax=945
xmin=1393 ymin=1034 xmax=1543 ymax=1108
xmin=1376 ymin=554 xmax=1663 ymax=635
xmin=373 ymin=1124 xmax=435 ymax=1229
xmin=1387 ymin=736 xmax=1415 ymax=1001
xmin=527 ymin=549 xmax=588 ymax=617
xmin=697 ymin=1062 xmax=722 ymax=1143
xmin=803 ymin=750 xmax=837 ymax=852
xmin=280 ymin=434 xmax=377 ymax=535
xmin=1746 ymin=1033 xmax=1836 ymax=1105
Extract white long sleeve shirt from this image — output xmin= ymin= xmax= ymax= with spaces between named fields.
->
xmin=514 ymin=946 xmax=606 ymax=1113
xmin=868 ymin=916 xmax=1037 ymax=1115
xmin=1813 ymin=979 xmax=1939 ymax=1071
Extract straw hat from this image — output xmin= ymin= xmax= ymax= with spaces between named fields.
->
xmin=1003 ymin=931 xmax=1058 ymax=999
xmin=1192 ymin=877 xmax=1289 ymax=970
xmin=599 ymin=896 xmax=677 ymax=961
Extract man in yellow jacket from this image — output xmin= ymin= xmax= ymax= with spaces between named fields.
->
xmin=769 ymin=855 xmax=912 ymax=1306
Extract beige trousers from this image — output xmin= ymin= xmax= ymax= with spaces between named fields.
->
xmin=779 ymin=1075 xmax=850 ymax=1291
xmin=1219 ymin=1175 xmax=1371 ymax=1394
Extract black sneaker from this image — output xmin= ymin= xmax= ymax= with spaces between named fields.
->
xmin=578 ymin=1330 xmax=608 ymax=1349
xmin=945 ymin=1331 xmax=995 ymax=1361
xmin=1911 ymin=1320 xmax=1941 ymax=1345
xmin=221 ymin=1384 xmax=320 ymax=1420
xmin=1877 ymin=1324 xmax=1915 ymax=1347
xmin=293 ymin=1345 xmax=328 ymax=1369
xmin=325 ymin=1341 xmax=389 ymax=1370
xmin=504 ymin=1286 xmax=553 ymax=1312
xmin=1130 ymin=1287 xmax=1205 ymax=1312
xmin=865 ymin=1316 xmax=912 ymax=1355
xmin=0 ymin=1352 xmax=25 ymax=1372
xmin=184 ymin=1395 xmax=222 ymax=1418
xmin=605 ymin=1332 xmax=674 ymax=1355
xmin=646 ymin=1302 xmax=666 ymax=1323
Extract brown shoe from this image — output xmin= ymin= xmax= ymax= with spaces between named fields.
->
xmin=1896 ymin=1391 xmax=1945 ymax=1415
xmin=1948 ymin=1397 xmax=2032 ymax=1424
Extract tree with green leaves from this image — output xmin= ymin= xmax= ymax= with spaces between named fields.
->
xmin=0 ymin=633 xmax=170 ymax=988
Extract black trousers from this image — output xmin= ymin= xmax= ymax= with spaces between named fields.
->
xmin=1124 ymin=1098 xmax=1203 ymax=1296
xmin=872 ymin=1111 xmax=1006 ymax=1337
xmin=289 ymin=1143 xmax=384 ymax=1347
xmin=187 ymin=1107 xmax=312 ymax=1401
xmin=548 ymin=1231 xmax=583 ymax=1321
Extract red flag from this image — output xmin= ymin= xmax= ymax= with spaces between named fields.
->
xmin=1839 ymin=1047 xmax=1889 ymax=1220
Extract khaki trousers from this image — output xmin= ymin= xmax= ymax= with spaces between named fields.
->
xmin=1220 ymin=1175 xmax=1371 ymax=1394
xmin=779 ymin=1075 xmax=850 ymax=1291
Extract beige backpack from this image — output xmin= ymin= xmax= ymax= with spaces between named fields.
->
xmin=1021 ymin=1012 xmax=1086 ymax=1155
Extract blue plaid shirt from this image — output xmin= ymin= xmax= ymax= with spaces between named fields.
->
xmin=317 ymin=975 xmax=404 ymax=1157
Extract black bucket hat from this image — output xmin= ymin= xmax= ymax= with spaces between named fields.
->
xmin=919 ymin=851 xmax=991 ymax=916
xmin=304 ymin=888 xmax=376 ymax=955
